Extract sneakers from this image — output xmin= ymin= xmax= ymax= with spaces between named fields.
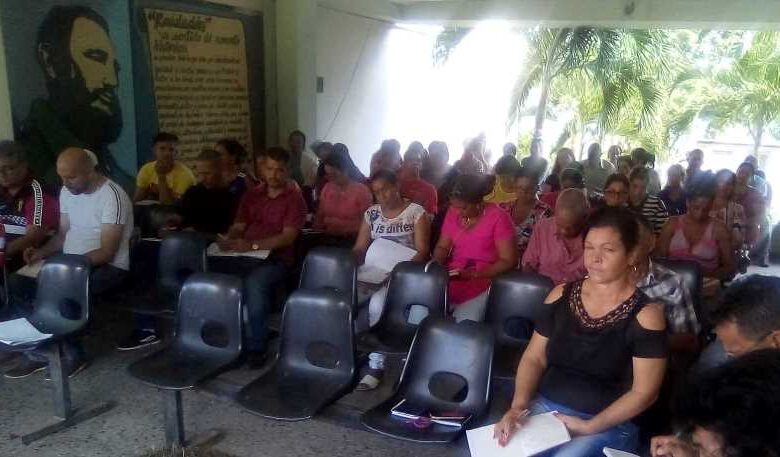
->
xmin=45 ymin=359 xmax=88 ymax=381
xmin=4 ymin=358 xmax=47 ymax=379
xmin=116 ymin=330 xmax=160 ymax=351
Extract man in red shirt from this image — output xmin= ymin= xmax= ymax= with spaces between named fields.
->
xmin=216 ymin=147 xmax=306 ymax=364
xmin=0 ymin=141 xmax=59 ymax=271
xmin=398 ymin=147 xmax=437 ymax=214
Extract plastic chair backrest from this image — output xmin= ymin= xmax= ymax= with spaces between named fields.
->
xmin=174 ymin=273 xmax=243 ymax=361
xmin=299 ymin=247 xmax=356 ymax=305
xmin=158 ymin=232 xmax=208 ymax=300
xmin=396 ymin=318 xmax=494 ymax=416
xmin=28 ymin=254 xmax=91 ymax=336
xmin=485 ymin=271 xmax=554 ymax=348
xmin=277 ymin=288 xmax=355 ymax=381
xmin=654 ymin=258 xmax=703 ymax=317
xmin=376 ymin=261 xmax=448 ymax=345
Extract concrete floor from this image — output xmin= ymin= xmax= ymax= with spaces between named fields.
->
xmin=1 ymin=263 xmax=777 ymax=457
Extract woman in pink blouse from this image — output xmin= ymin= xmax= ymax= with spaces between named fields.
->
xmin=433 ymin=174 xmax=517 ymax=322
xmin=315 ymin=151 xmax=372 ymax=236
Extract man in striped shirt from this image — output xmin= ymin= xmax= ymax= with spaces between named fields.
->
xmin=629 ymin=167 xmax=669 ymax=234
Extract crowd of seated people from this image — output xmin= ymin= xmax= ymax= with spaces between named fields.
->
xmin=0 ymin=130 xmax=779 ymax=456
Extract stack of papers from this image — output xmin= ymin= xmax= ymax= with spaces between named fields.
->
xmin=357 ymin=238 xmax=418 ymax=285
xmin=16 ymin=261 xmax=44 ymax=279
xmin=0 ymin=318 xmax=52 ymax=346
xmin=603 ymin=448 xmax=640 ymax=457
xmin=207 ymin=243 xmax=270 ymax=260
xmin=466 ymin=412 xmax=571 ymax=457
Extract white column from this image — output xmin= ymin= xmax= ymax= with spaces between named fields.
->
xmin=275 ymin=0 xmax=317 ymax=142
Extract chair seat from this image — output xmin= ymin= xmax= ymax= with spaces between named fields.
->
xmin=237 ymin=364 xmax=353 ymax=421
xmin=128 ymin=346 xmax=233 ymax=390
xmin=361 ymin=396 xmax=469 ymax=443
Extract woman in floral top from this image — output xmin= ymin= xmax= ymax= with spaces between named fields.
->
xmin=511 ymin=167 xmax=553 ymax=262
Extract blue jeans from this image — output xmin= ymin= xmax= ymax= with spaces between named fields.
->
xmin=529 ymin=396 xmax=639 ymax=457
xmin=209 ymin=257 xmax=288 ymax=352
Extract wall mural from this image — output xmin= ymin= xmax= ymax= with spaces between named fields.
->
xmin=0 ymin=1 xmax=137 ymax=191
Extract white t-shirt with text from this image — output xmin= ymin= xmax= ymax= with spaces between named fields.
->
xmin=364 ymin=202 xmax=426 ymax=250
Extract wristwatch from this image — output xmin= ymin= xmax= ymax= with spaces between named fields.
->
xmin=251 ymin=243 xmax=260 ymax=251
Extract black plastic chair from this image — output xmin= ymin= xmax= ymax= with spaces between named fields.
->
xmin=654 ymin=258 xmax=704 ymax=325
xmin=128 ymin=273 xmax=243 ymax=445
xmin=484 ymin=272 xmax=553 ymax=377
xmin=361 ymin=318 xmax=495 ymax=443
xmin=0 ymin=255 xmax=113 ymax=444
xmin=237 ymin=288 xmax=355 ymax=421
xmin=298 ymin=247 xmax=357 ymax=307
xmin=369 ymin=261 xmax=448 ymax=354
xmin=157 ymin=232 xmax=208 ymax=311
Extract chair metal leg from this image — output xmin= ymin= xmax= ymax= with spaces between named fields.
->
xmin=163 ymin=389 xmax=185 ymax=446
xmin=19 ymin=343 xmax=115 ymax=444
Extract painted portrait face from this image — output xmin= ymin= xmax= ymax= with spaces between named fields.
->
xmin=69 ymin=17 xmax=119 ymax=117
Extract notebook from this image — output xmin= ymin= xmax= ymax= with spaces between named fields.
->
xmin=390 ymin=399 xmax=471 ymax=427
xmin=16 ymin=260 xmax=44 ymax=279
xmin=466 ymin=412 xmax=571 ymax=457
xmin=603 ymin=448 xmax=640 ymax=457
xmin=0 ymin=318 xmax=52 ymax=346
xmin=357 ymin=238 xmax=417 ymax=285
xmin=207 ymin=243 xmax=270 ymax=260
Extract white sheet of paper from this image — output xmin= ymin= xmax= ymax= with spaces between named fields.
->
xmin=466 ymin=413 xmax=571 ymax=457
xmin=359 ymin=238 xmax=417 ymax=283
xmin=207 ymin=243 xmax=270 ymax=260
xmin=603 ymin=448 xmax=640 ymax=457
xmin=16 ymin=261 xmax=44 ymax=279
xmin=0 ymin=318 xmax=52 ymax=346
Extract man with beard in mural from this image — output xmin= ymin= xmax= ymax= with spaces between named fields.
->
xmin=18 ymin=5 xmax=131 ymax=190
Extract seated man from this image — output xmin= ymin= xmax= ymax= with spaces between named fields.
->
xmin=398 ymin=147 xmax=437 ymax=214
xmin=0 ymin=141 xmax=59 ymax=271
xmin=215 ymin=147 xmax=306 ymax=365
xmin=134 ymin=132 xmax=195 ymax=204
xmin=521 ymin=188 xmax=588 ymax=285
xmin=3 ymin=148 xmax=132 ymax=378
xmin=165 ymin=149 xmax=239 ymax=238
xmin=632 ymin=215 xmax=699 ymax=351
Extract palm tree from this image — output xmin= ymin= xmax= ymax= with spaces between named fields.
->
xmin=702 ymin=31 xmax=780 ymax=154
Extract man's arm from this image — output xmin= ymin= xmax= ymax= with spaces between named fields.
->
xmin=156 ymin=170 xmax=176 ymax=205
xmin=25 ymin=213 xmax=68 ymax=264
xmin=7 ymin=226 xmax=51 ymax=258
xmin=84 ymin=224 xmax=124 ymax=267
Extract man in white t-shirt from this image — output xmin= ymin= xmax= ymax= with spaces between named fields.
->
xmin=2 ymin=148 xmax=133 ymax=380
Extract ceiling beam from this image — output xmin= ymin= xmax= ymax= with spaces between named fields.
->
xmin=318 ymin=0 xmax=402 ymax=23
xmin=398 ymin=0 xmax=780 ymax=29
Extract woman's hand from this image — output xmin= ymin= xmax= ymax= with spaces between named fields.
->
xmin=493 ymin=407 xmax=529 ymax=447
xmin=651 ymin=435 xmax=696 ymax=457
xmin=554 ymin=413 xmax=595 ymax=436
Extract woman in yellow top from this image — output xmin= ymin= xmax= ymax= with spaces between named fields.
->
xmin=485 ymin=155 xmax=522 ymax=211
xmin=134 ymin=132 xmax=196 ymax=204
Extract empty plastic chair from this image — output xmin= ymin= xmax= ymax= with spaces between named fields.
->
xmin=484 ymin=272 xmax=553 ymax=378
xmin=299 ymin=247 xmax=357 ymax=307
xmin=237 ymin=288 xmax=355 ymax=421
xmin=157 ymin=232 xmax=208 ymax=309
xmin=361 ymin=318 xmax=495 ymax=443
xmin=370 ymin=261 xmax=448 ymax=353
xmin=128 ymin=273 xmax=243 ymax=445
xmin=654 ymin=258 xmax=704 ymax=324
xmin=0 ymin=255 xmax=113 ymax=444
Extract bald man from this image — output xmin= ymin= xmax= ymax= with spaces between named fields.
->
xmin=2 ymin=147 xmax=133 ymax=379
xmin=521 ymin=188 xmax=588 ymax=285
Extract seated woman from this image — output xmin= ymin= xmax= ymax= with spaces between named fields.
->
xmin=540 ymin=167 xmax=585 ymax=209
xmin=734 ymin=161 xmax=767 ymax=261
xmin=603 ymin=173 xmax=630 ymax=208
xmin=711 ymin=169 xmax=746 ymax=251
xmin=352 ymin=170 xmax=430 ymax=391
xmin=495 ymin=207 xmax=667 ymax=456
xmin=511 ymin=167 xmax=553 ymax=262
xmin=314 ymin=150 xmax=373 ymax=237
xmin=485 ymin=155 xmax=522 ymax=211
xmin=616 ymin=155 xmax=633 ymax=177
xmin=656 ymin=177 xmax=736 ymax=293
xmin=658 ymin=164 xmax=687 ymax=216
xmin=432 ymin=175 xmax=517 ymax=322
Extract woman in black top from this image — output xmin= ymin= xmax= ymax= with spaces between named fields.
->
xmin=494 ymin=207 xmax=668 ymax=456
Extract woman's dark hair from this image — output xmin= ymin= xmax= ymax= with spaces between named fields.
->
xmin=583 ymin=206 xmax=641 ymax=253
xmin=543 ymin=173 xmax=561 ymax=192
xmin=686 ymin=171 xmax=717 ymax=201
xmin=674 ymin=349 xmax=780 ymax=457
xmin=216 ymin=138 xmax=247 ymax=165
xmin=515 ymin=166 xmax=541 ymax=186
xmin=604 ymin=173 xmax=629 ymax=190
xmin=326 ymin=143 xmax=366 ymax=182
xmin=494 ymin=155 xmax=521 ymax=176
xmin=322 ymin=150 xmax=348 ymax=172
xmin=370 ymin=169 xmax=398 ymax=186
xmin=560 ymin=167 xmax=585 ymax=189
xmin=450 ymin=174 xmax=493 ymax=204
